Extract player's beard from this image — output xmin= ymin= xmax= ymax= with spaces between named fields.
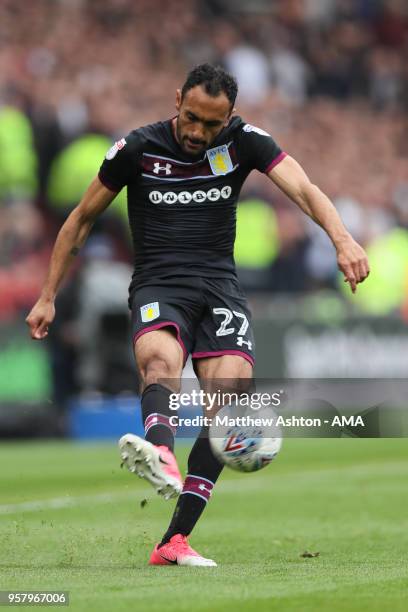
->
xmin=175 ymin=117 xmax=207 ymax=157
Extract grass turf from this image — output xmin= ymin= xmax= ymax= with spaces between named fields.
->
xmin=0 ymin=438 xmax=407 ymax=611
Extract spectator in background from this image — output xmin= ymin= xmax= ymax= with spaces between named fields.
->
xmin=0 ymin=200 xmax=51 ymax=320
xmin=271 ymin=206 xmax=310 ymax=293
xmin=46 ymin=133 xmax=128 ymax=226
xmin=368 ymin=46 xmax=404 ymax=110
xmin=374 ymin=0 xmax=408 ymax=47
xmin=0 ymin=106 xmax=38 ymax=199
xmin=270 ymin=44 xmax=310 ymax=106
xmin=213 ymin=22 xmax=271 ymax=106
xmin=303 ymin=0 xmax=337 ymax=27
xmin=48 ymin=234 xmax=137 ymax=414
xmin=234 ymin=195 xmax=279 ymax=292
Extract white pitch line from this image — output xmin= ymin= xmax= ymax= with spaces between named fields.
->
xmin=0 ymin=491 xmax=135 ymax=515
xmin=0 ymin=478 xmax=269 ymax=516
xmin=0 ymin=479 xmax=259 ymax=516
xmin=3 ymin=461 xmax=396 ymax=515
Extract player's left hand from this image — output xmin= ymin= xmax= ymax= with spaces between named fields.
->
xmin=336 ymin=236 xmax=370 ymax=293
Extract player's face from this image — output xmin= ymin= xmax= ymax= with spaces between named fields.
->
xmin=175 ymin=86 xmax=233 ymax=155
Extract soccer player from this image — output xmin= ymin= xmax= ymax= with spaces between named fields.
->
xmin=26 ymin=64 xmax=369 ymax=567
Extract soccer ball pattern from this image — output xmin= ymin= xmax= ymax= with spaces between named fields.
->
xmin=209 ymin=406 xmax=282 ymax=472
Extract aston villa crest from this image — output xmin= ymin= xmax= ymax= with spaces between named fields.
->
xmin=206 ymin=144 xmax=233 ymax=176
xmin=140 ymin=301 xmax=160 ymax=322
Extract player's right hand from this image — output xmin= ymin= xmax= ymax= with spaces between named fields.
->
xmin=25 ymin=299 xmax=56 ymax=340
xmin=336 ymin=236 xmax=370 ymax=294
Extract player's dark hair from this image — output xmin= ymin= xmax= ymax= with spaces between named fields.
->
xmin=181 ymin=63 xmax=238 ymax=108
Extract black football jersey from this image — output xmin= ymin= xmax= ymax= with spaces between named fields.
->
xmin=98 ymin=116 xmax=286 ymax=288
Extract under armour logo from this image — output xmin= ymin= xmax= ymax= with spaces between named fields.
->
xmin=153 ymin=162 xmax=172 ymax=175
xmin=198 ymin=483 xmax=212 ymax=495
xmin=237 ymin=337 xmax=252 ymax=350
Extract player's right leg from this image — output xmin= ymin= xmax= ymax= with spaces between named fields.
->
xmin=119 ymin=328 xmax=184 ymax=499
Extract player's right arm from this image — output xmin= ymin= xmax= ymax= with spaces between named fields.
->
xmin=26 ymin=177 xmax=117 ymax=340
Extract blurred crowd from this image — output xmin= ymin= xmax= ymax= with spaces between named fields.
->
xmin=1 ymin=0 xmax=408 ymax=323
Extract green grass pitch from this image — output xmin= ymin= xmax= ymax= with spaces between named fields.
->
xmin=0 ymin=438 xmax=407 ymax=611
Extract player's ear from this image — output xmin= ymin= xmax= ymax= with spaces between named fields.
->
xmin=175 ymin=89 xmax=182 ymax=112
xmin=224 ymin=107 xmax=236 ymax=127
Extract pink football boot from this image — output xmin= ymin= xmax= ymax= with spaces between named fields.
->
xmin=149 ymin=534 xmax=217 ymax=567
xmin=119 ymin=434 xmax=182 ymax=500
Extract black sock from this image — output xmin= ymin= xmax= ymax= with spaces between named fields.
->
xmin=160 ymin=427 xmax=224 ymax=545
xmin=142 ymin=383 xmax=176 ymax=452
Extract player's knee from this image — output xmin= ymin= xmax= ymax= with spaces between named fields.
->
xmin=219 ymin=369 xmax=253 ymax=390
xmin=142 ymin=355 xmax=181 ymax=387
xmin=197 ymin=355 xmax=253 ymax=381
xmin=233 ymin=375 xmax=253 ymax=394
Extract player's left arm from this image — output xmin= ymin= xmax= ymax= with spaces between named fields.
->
xmin=268 ymin=155 xmax=369 ymax=293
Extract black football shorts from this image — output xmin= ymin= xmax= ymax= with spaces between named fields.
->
xmin=129 ymin=276 xmax=255 ymax=366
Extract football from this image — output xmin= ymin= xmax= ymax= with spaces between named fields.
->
xmin=209 ymin=404 xmax=282 ymax=472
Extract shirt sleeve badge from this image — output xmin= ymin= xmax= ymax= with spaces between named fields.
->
xmin=105 ymin=137 xmax=127 ymax=160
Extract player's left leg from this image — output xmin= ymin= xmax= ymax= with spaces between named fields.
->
xmin=149 ymin=354 xmax=252 ymax=567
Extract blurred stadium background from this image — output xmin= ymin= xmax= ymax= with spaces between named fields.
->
xmin=1 ymin=0 xmax=408 ymax=439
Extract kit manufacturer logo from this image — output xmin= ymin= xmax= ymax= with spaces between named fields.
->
xmin=153 ymin=162 xmax=172 ymax=175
